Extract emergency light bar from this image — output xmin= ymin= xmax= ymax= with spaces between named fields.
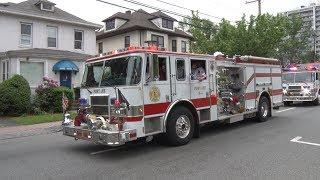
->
xmin=96 ymin=45 xmax=166 ymax=57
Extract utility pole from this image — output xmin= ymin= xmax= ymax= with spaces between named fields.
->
xmin=246 ymin=0 xmax=262 ymax=16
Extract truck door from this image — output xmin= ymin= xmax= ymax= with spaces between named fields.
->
xmin=143 ymin=54 xmax=171 ymax=118
xmin=169 ymin=56 xmax=190 ymax=101
xmin=189 ymin=59 xmax=211 ymax=118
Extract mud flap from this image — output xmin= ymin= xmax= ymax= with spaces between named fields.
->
xmin=193 ymin=123 xmax=200 ymax=138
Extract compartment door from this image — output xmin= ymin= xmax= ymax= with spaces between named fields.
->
xmin=245 ymin=66 xmax=256 ymax=110
xmin=271 ymin=67 xmax=282 ymax=106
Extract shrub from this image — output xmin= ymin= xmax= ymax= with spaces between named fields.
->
xmin=35 ymin=76 xmax=59 ymax=94
xmin=35 ymin=77 xmax=74 ymax=113
xmin=0 ymin=75 xmax=31 ymax=116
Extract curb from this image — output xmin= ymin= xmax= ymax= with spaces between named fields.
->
xmin=0 ymin=123 xmax=63 ymax=141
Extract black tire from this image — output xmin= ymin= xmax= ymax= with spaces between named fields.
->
xmin=312 ymin=97 xmax=319 ymax=106
xmin=256 ymin=96 xmax=271 ymax=122
xmin=284 ymin=101 xmax=293 ymax=106
xmin=165 ymin=106 xmax=195 ymax=146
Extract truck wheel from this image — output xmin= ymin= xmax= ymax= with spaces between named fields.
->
xmin=284 ymin=101 xmax=292 ymax=106
xmin=165 ymin=107 xmax=194 ymax=146
xmin=256 ymin=96 xmax=270 ymax=122
xmin=312 ymin=97 xmax=319 ymax=106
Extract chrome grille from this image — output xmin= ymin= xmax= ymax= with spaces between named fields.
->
xmin=90 ymin=95 xmax=109 ymax=116
xmin=91 ymin=96 xmax=108 ymax=105
xmin=288 ymin=86 xmax=301 ymax=90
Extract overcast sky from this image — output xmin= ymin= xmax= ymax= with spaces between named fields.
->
xmin=2 ymin=0 xmax=319 ymax=24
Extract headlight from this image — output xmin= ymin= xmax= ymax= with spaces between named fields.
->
xmin=302 ymin=88 xmax=310 ymax=95
xmin=283 ymin=88 xmax=287 ymax=95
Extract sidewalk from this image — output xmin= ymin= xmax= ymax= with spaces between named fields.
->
xmin=0 ymin=117 xmax=19 ymax=128
xmin=0 ymin=121 xmax=62 ymax=140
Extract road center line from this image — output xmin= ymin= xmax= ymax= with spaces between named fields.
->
xmin=290 ymin=136 xmax=320 ymax=147
xmin=276 ymin=107 xmax=295 ymax=113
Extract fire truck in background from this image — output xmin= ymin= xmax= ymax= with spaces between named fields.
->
xmin=63 ymin=46 xmax=283 ymax=146
xmin=282 ymin=63 xmax=320 ymax=106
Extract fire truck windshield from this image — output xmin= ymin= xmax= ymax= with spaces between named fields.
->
xmin=82 ymin=56 xmax=142 ymax=87
xmin=282 ymin=72 xmax=313 ymax=83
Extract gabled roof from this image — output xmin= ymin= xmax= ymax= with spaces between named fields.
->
xmin=0 ymin=0 xmax=101 ymax=29
xmin=1 ymin=48 xmax=92 ymax=61
xmin=97 ymin=9 xmax=193 ymax=40
xmin=149 ymin=11 xmax=176 ymax=21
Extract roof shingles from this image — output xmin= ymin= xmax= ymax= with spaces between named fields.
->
xmin=97 ymin=9 xmax=192 ymax=40
xmin=0 ymin=0 xmax=101 ymax=29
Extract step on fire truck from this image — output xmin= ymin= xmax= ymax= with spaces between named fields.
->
xmin=282 ymin=63 xmax=320 ymax=106
xmin=62 ymin=46 xmax=283 ymax=146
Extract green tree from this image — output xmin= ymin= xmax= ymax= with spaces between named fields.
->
xmin=181 ymin=12 xmax=310 ymax=62
xmin=179 ymin=11 xmax=218 ymax=54
xmin=214 ymin=19 xmax=236 ymax=55
xmin=275 ymin=14 xmax=310 ymax=64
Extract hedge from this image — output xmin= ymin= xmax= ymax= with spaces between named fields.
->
xmin=0 ymin=75 xmax=31 ymax=116
xmin=36 ymin=86 xmax=74 ymax=113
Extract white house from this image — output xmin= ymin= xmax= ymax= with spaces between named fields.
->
xmin=96 ymin=10 xmax=193 ymax=54
xmin=0 ymin=0 xmax=101 ymax=91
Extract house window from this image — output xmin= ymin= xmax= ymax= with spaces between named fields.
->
xmin=2 ymin=61 xmax=9 ymax=81
xmin=172 ymin=40 xmax=177 ymax=52
xmin=181 ymin=40 xmax=187 ymax=53
xmin=47 ymin=26 xmax=57 ymax=48
xmin=41 ymin=3 xmax=54 ymax=11
xmin=98 ymin=42 xmax=103 ymax=54
xmin=20 ymin=61 xmax=44 ymax=86
xmin=74 ymin=30 xmax=83 ymax=50
xmin=162 ymin=19 xmax=173 ymax=29
xmin=105 ymin=19 xmax=115 ymax=30
xmin=20 ymin=23 xmax=32 ymax=46
xmin=151 ymin=34 xmax=164 ymax=47
xmin=125 ymin=36 xmax=130 ymax=48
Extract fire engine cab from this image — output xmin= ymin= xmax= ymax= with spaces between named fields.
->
xmin=282 ymin=63 xmax=320 ymax=106
xmin=63 ymin=46 xmax=283 ymax=146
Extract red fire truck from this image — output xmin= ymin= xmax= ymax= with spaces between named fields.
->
xmin=63 ymin=46 xmax=283 ymax=146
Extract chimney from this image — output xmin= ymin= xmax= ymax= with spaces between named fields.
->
xmin=125 ymin=10 xmax=131 ymax=15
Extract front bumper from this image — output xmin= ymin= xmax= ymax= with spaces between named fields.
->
xmin=283 ymin=95 xmax=317 ymax=102
xmin=63 ymin=125 xmax=137 ymax=146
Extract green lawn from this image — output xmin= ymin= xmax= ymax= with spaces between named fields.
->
xmin=13 ymin=112 xmax=76 ymax=125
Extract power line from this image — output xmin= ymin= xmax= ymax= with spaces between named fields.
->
xmin=121 ymin=0 xmax=190 ymax=20
xmin=120 ymin=0 xmax=234 ymax=23
xmin=96 ymin=0 xmax=208 ymax=30
xmin=154 ymin=0 xmax=225 ymax=20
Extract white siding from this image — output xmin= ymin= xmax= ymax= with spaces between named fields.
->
xmin=168 ymin=36 xmax=190 ymax=53
xmin=12 ymin=58 xmax=85 ymax=90
xmin=115 ymin=18 xmax=127 ymax=29
xmin=96 ymin=30 xmax=191 ymax=54
xmin=97 ymin=30 xmax=141 ymax=53
xmin=146 ymin=30 xmax=169 ymax=49
xmin=151 ymin=18 xmax=175 ymax=31
xmin=0 ymin=14 xmax=96 ymax=55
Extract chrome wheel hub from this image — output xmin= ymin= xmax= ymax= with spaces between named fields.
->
xmin=261 ymin=101 xmax=268 ymax=118
xmin=175 ymin=115 xmax=191 ymax=139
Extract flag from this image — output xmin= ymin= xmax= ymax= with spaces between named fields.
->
xmin=62 ymin=92 xmax=69 ymax=112
xmin=117 ymin=89 xmax=130 ymax=109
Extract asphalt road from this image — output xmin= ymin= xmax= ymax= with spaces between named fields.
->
xmin=1 ymin=105 xmax=320 ymax=180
